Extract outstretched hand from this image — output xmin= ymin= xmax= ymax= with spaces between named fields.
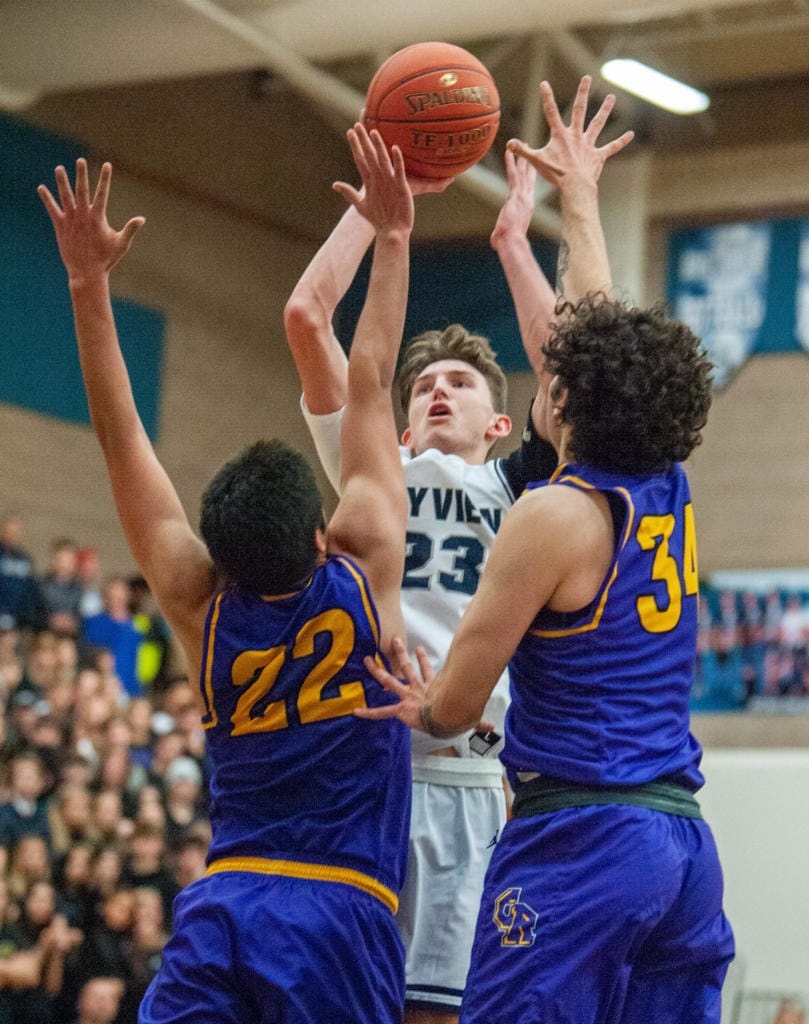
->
xmin=333 ymin=124 xmax=414 ymax=237
xmin=354 ymin=637 xmax=434 ymax=732
xmin=508 ymin=76 xmax=634 ymax=191
xmin=490 ymin=147 xmax=538 ymax=249
xmin=38 ymin=159 xmax=144 ymax=283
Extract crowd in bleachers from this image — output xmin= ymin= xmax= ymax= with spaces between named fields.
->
xmin=0 ymin=514 xmax=211 ymax=1024
xmin=4 ymin=502 xmax=809 ymax=1020
xmin=694 ymin=584 xmax=809 ymax=711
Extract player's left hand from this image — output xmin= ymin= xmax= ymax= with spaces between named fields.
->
xmin=355 ymin=637 xmax=432 ymax=731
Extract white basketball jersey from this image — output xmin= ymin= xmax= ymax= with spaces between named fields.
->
xmin=302 ymin=399 xmax=516 ymax=757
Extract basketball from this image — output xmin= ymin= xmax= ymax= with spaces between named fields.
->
xmin=363 ymin=41 xmax=500 ymax=179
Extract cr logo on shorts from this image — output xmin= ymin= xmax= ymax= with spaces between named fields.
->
xmin=492 ymin=887 xmax=538 ymax=947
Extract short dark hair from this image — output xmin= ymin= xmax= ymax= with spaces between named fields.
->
xmin=199 ymin=440 xmax=323 ymax=593
xmin=397 ymin=324 xmax=507 ymax=414
xmin=545 ymin=295 xmax=713 ymax=474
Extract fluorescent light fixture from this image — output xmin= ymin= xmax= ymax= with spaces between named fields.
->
xmin=601 ymin=58 xmax=709 ymax=115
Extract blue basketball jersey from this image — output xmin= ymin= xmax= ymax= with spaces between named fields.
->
xmin=198 ymin=554 xmax=411 ymax=905
xmin=505 ymin=462 xmax=704 ymax=791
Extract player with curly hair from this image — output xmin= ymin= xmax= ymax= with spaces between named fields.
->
xmin=360 ymin=290 xmax=735 ymax=1023
xmin=286 ymin=76 xmax=633 ymax=1023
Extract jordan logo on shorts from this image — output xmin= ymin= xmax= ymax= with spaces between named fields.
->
xmin=492 ymin=887 xmax=538 ymax=947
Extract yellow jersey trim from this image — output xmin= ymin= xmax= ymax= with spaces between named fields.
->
xmin=333 ymin=557 xmax=386 ymax=669
xmin=530 ymin=481 xmax=636 ymax=639
xmin=201 ymin=592 xmax=224 ymax=729
xmin=205 ymin=856 xmax=398 ymax=913
xmin=260 ymin=576 xmax=314 ymax=602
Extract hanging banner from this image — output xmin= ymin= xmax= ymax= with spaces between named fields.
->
xmin=667 ymin=216 xmax=807 ymax=387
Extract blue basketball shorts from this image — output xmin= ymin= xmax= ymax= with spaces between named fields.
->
xmin=459 ymin=804 xmax=735 ymax=1024
xmin=138 ymin=869 xmax=405 ymax=1024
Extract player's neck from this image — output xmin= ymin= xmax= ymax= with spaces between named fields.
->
xmin=413 ymin=439 xmax=491 ymax=464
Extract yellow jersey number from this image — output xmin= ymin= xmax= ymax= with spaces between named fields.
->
xmin=636 ymin=502 xmax=699 ymax=634
xmin=229 ymin=608 xmax=368 ymax=736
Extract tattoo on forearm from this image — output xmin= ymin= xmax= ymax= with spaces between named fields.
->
xmin=556 ymin=238 xmax=570 ymax=296
xmin=419 ymin=703 xmax=456 ymax=739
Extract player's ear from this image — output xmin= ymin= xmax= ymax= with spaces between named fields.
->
xmin=549 ymin=375 xmax=568 ymax=408
xmin=485 ymin=413 xmax=512 ymax=443
xmin=314 ymin=524 xmax=327 ymax=560
xmin=401 ymin=426 xmax=412 ymax=447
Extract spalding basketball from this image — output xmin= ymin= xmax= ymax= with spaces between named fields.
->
xmin=363 ymin=41 xmax=500 ymax=179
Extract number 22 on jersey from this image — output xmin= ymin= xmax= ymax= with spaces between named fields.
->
xmin=203 ymin=607 xmax=369 ymax=735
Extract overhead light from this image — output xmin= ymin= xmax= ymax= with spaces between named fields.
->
xmin=601 ymin=58 xmax=709 ymax=115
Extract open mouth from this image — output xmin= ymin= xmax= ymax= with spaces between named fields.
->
xmin=428 ymin=402 xmax=451 ymax=419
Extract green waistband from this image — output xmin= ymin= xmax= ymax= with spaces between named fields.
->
xmin=512 ymin=777 xmax=703 ymax=820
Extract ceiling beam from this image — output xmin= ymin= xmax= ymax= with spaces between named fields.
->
xmin=174 ymin=0 xmax=561 ymax=237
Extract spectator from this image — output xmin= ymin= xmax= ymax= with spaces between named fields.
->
xmin=0 ymin=752 xmax=51 ymax=872
xmin=120 ymin=825 xmax=178 ymax=927
xmin=118 ymin=886 xmax=167 ymax=1021
xmin=0 ymin=626 xmax=24 ymax=697
xmin=96 ymin=748 xmax=147 ymax=820
xmin=39 ymin=539 xmax=83 ymax=638
xmin=161 ymin=680 xmax=206 ymax=767
xmin=21 ymin=631 xmax=60 ymax=693
xmin=48 ymin=783 xmax=93 ymax=857
xmin=17 ymin=879 xmax=83 ymax=1020
xmin=0 ymin=514 xmax=42 ymax=633
xmin=78 ymin=887 xmax=135 ymax=986
xmin=45 ymin=676 xmax=77 ymax=734
xmin=70 ymin=975 xmax=124 ymax=1024
xmin=89 ymin=847 xmax=124 ymax=905
xmin=0 ymin=875 xmax=46 ymax=1024
xmin=54 ymin=842 xmax=96 ymax=932
xmin=7 ymin=835 xmax=52 ymax=903
xmin=4 ymin=688 xmax=43 ymax=758
xmin=76 ymin=549 xmax=104 ymax=622
xmin=133 ymin=787 xmax=166 ymax=833
xmin=124 ymin=699 xmax=153 ymax=771
xmin=170 ymin=827 xmax=209 ymax=891
xmin=162 ymin=757 xmax=205 ymax=849
xmin=82 ymin=579 xmax=142 ymax=700
xmin=60 ymin=754 xmax=95 ymax=792
xmin=128 ymin=576 xmax=172 ymax=693
xmin=146 ymin=731 xmax=186 ymax=795
xmin=91 ymin=791 xmax=130 ymax=849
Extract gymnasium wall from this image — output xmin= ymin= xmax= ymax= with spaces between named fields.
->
xmin=1 ymin=150 xmax=318 ymax=577
xmin=3 ymin=84 xmax=809 ymax=1002
xmin=6 ymin=117 xmax=808 ymax=581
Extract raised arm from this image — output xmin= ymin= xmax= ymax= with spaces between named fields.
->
xmin=490 ymin=148 xmax=556 ymax=380
xmin=283 ymin=202 xmax=372 ymax=415
xmin=38 ymin=161 xmax=214 ymax=668
xmin=357 ymin=483 xmax=612 ymax=734
xmin=508 ymin=75 xmax=634 ymax=300
xmin=325 ymin=127 xmax=413 ymax=626
xmin=286 ymin=165 xmax=452 ymax=494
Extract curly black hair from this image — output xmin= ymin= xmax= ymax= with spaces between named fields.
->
xmin=199 ymin=440 xmax=323 ymax=593
xmin=545 ymin=295 xmax=713 ymax=474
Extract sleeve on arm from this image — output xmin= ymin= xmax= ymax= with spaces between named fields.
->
xmin=501 ymin=402 xmax=558 ymax=496
xmin=299 ymin=395 xmax=345 ymax=496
